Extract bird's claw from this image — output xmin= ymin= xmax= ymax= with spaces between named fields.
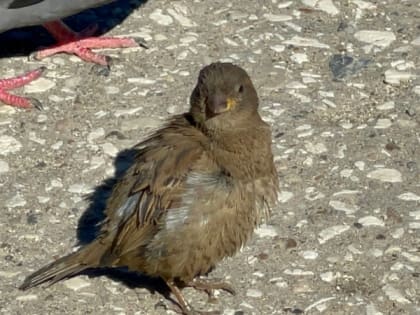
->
xmin=188 ymin=278 xmax=236 ymax=296
xmin=134 ymin=37 xmax=149 ymax=49
xmin=90 ymin=62 xmax=111 ymax=77
xmin=29 ymin=97 xmax=43 ymax=110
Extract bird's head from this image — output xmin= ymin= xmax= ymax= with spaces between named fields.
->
xmin=190 ymin=62 xmax=259 ymax=131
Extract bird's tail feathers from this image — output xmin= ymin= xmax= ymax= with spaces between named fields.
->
xmin=19 ymin=241 xmax=105 ymax=290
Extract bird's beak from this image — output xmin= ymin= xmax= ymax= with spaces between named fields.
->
xmin=208 ymin=94 xmax=237 ymax=115
xmin=226 ymin=98 xmax=237 ymax=110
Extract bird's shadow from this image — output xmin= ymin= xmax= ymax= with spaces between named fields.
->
xmin=81 ymin=267 xmax=172 ymax=305
xmin=73 ymin=146 xmax=172 ymax=303
xmin=76 ymin=147 xmax=136 ymax=245
xmin=0 ymin=0 xmax=148 ymax=58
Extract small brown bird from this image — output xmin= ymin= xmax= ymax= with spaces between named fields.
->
xmin=20 ymin=62 xmax=279 ymax=314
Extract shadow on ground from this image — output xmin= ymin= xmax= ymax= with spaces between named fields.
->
xmin=83 ymin=267 xmax=172 ymax=306
xmin=0 ymin=0 xmax=148 ymax=58
xmin=76 ymin=146 xmax=137 ymax=245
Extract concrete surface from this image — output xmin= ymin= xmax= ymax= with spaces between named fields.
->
xmin=0 ymin=0 xmax=419 ymax=314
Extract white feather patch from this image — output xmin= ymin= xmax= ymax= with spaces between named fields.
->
xmin=164 ymin=172 xmax=225 ymax=230
xmin=165 ymin=206 xmax=190 ymax=230
xmin=116 ymin=193 xmax=140 ymax=221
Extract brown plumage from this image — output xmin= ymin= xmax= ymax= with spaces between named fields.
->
xmin=20 ymin=62 xmax=279 ymax=314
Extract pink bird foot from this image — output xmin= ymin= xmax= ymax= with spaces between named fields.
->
xmin=0 ymin=67 xmax=45 ymax=109
xmin=35 ymin=21 xmax=147 ymax=66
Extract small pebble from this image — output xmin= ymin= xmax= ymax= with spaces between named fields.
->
xmin=398 ymin=192 xmax=420 ymax=201
xmin=290 ymin=53 xmax=308 ymax=64
xmin=409 ymin=222 xmax=420 ymax=229
xmin=246 ymin=289 xmax=263 ymax=298
xmin=374 ymin=118 xmax=392 ymax=129
xmin=409 ymin=210 xmax=420 ymax=220
xmin=305 ymin=142 xmax=327 ymax=154
xmin=63 ymin=277 xmax=91 ymax=291
xmin=384 ymin=69 xmax=414 ymax=85
xmin=377 ymin=101 xmax=395 ymax=110
xmin=270 ymin=45 xmax=285 ymax=53
xmin=7 ymin=194 xmax=26 ymax=208
xmin=329 ymin=54 xmax=370 ymax=79
xmin=320 ymin=271 xmax=338 ymax=283
xmin=358 ymin=216 xmax=385 ymax=227
xmin=318 ymin=225 xmax=350 ymax=244
xmin=366 ymin=303 xmax=384 ymax=315
xmin=391 ymin=228 xmax=404 ymax=239
xmin=412 ymin=36 xmax=420 ymax=46
xmin=354 ymin=30 xmax=396 ymax=48
xmin=0 ymin=136 xmax=22 ymax=155
xmin=16 ymin=294 xmax=38 ymax=301
xmin=329 ymin=200 xmax=359 ymax=214
xmin=283 ymin=36 xmax=329 ymax=49
xmin=101 ymin=142 xmax=119 ymax=157
xmin=263 ymin=13 xmax=292 ymax=22
xmin=104 ymin=86 xmax=120 ymax=94
xmin=150 ymin=9 xmax=173 ymax=25
xmin=284 ymin=269 xmax=314 ymax=276
xmin=277 ymin=191 xmax=294 ymax=203
xmin=0 ymin=160 xmax=9 ymax=174
xmin=0 ymin=271 xmax=20 ymax=278
xmin=354 ymin=161 xmax=365 ymax=171
xmin=68 ymin=183 xmax=92 ymax=194
xmin=300 ymin=250 xmax=318 ymax=260
xmin=254 ymin=224 xmax=278 ymax=238
xmin=401 ymin=252 xmax=420 ymax=263
xmin=87 ymin=128 xmax=105 ymax=143
xmin=382 ymin=284 xmax=411 ymax=304
xmin=167 ymin=5 xmax=196 ymax=27
xmin=367 ymin=168 xmax=402 ymax=183
xmin=24 ymin=77 xmax=55 ymax=93
xmin=114 ymin=106 xmax=145 ymax=117
xmin=37 ymin=114 xmax=48 ymax=123
xmin=127 ymin=77 xmax=156 ymax=85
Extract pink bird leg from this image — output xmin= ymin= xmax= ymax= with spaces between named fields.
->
xmin=0 ymin=21 xmax=146 ymax=109
xmin=36 ymin=21 xmax=145 ymax=66
xmin=0 ymin=67 xmax=45 ymax=109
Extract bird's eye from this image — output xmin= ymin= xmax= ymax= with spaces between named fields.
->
xmin=237 ymin=85 xmax=244 ymax=93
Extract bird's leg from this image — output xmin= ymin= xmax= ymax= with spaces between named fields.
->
xmin=186 ymin=277 xmax=236 ymax=299
xmin=165 ymin=281 xmax=193 ymax=314
xmin=0 ymin=67 xmax=45 ymax=109
xmin=34 ymin=20 xmax=147 ymax=66
xmin=165 ymin=281 xmax=221 ymax=315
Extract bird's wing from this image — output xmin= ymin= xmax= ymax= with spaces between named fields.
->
xmin=99 ymin=115 xmax=208 ymax=252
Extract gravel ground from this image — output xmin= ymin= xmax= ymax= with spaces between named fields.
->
xmin=0 ymin=0 xmax=419 ymax=314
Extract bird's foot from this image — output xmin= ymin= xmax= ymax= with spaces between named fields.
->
xmin=186 ymin=277 xmax=236 ymax=301
xmin=0 ymin=67 xmax=45 ymax=109
xmin=35 ymin=20 xmax=147 ymax=66
xmin=165 ymin=280 xmax=222 ymax=315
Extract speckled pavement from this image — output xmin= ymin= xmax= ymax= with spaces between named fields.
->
xmin=0 ymin=1 xmax=419 ymax=314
